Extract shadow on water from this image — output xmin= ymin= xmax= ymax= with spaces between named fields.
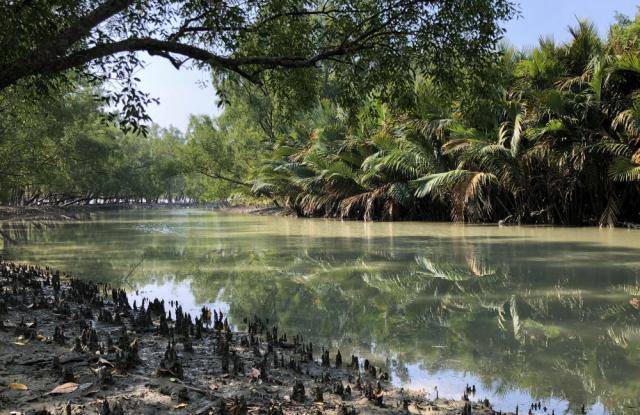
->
xmin=3 ymin=209 xmax=640 ymax=414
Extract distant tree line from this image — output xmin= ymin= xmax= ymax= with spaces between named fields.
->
xmin=0 ymin=82 xmax=250 ymax=205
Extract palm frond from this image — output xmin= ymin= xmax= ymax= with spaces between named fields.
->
xmin=609 ymin=157 xmax=640 ymax=182
xmin=412 ymin=170 xmax=475 ymax=199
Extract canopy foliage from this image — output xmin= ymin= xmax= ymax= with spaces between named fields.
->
xmin=0 ymin=0 xmax=516 ymax=130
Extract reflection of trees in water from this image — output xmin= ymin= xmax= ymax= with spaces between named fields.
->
xmin=205 ymin=247 xmax=640 ymax=413
xmin=175 ymin=249 xmax=640 ymax=414
xmin=5 ymin=219 xmax=640 ymax=414
xmin=1 ymin=218 xmax=70 ymax=257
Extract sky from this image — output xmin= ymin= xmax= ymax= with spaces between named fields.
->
xmin=137 ymin=1 xmax=639 ymax=132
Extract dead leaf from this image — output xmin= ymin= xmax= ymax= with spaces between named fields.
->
xmin=97 ymin=357 xmax=114 ymax=367
xmin=14 ymin=335 xmax=29 ymax=346
xmin=249 ymin=368 xmax=260 ymax=380
xmin=9 ymin=383 xmax=28 ymax=391
xmin=48 ymin=382 xmax=78 ymax=394
xmin=36 ymin=334 xmax=46 ymax=341
xmin=174 ymin=403 xmax=188 ymax=409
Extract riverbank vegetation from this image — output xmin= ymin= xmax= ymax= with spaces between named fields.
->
xmin=1 ymin=0 xmax=514 ymax=208
xmin=3 ymin=7 xmax=640 ymax=226
xmin=244 ymin=14 xmax=640 ymax=225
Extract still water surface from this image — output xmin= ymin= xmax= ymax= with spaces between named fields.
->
xmin=2 ymin=208 xmax=640 ymax=414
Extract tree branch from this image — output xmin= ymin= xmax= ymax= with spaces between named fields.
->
xmin=197 ymin=169 xmax=251 ymax=187
xmin=54 ymin=0 xmax=136 ymax=52
xmin=4 ymin=34 xmax=376 ymax=88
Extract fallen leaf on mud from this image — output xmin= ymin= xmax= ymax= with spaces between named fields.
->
xmin=36 ymin=334 xmax=46 ymax=341
xmin=209 ymin=384 xmax=219 ymax=391
xmin=174 ymin=403 xmax=188 ymax=409
xmin=48 ymin=382 xmax=78 ymax=394
xmin=169 ymin=377 xmax=177 ymax=382
xmin=249 ymin=368 xmax=260 ymax=380
xmin=97 ymin=357 xmax=114 ymax=367
xmin=9 ymin=383 xmax=28 ymax=391
xmin=14 ymin=336 xmax=28 ymax=346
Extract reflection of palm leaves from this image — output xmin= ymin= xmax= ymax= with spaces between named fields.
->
xmin=510 ymin=295 xmax=523 ymax=342
xmin=497 ymin=304 xmax=507 ymax=331
xmin=609 ymin=283 xmax=640 ymax=296
xmin=553 ymin=359 xmax=598 ymax=395
xmin=595 ymin=303 xmax=630 ymax=322
xmin=360 ymin=271 xmax=428 ymax=306
xmin=415 ymin=256 xmax=481 ymax=282
xmin=607 ymin=326 xmax=633 ymax=348
xmin=464 ymin=251 xmax=496 ymax=277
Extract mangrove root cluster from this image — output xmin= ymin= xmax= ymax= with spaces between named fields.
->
xmin=0 ymin=261 xmax=508 ymax=414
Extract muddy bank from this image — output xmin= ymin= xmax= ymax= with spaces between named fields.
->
xmin=0 ymin=206 xmax=87 ymax=223
xmin=0 ymin=203 xmax=229 ymax=223
xmin=0 ymin=261 xmax=509 ymax=415
xmin=0 ymin=203 xmax=292 ymax=223
xmin=218 ymin=205 xmax=295 ymax=217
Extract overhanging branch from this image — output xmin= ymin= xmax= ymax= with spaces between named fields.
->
xmin=10 ymin=35 xmax=373 ymax=87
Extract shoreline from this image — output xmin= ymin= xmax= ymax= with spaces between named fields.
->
xmin=217 ymin=205 xmax=295 ymax=217
xmin=0 ymin=261 xmax=506 ymax=414
xmin=2 ymin=203 xmax=640 ymax=229
xmin=0 ymin=203 xmax=293 ymax=223
xmin=0 ymin=203 xmax=220 ymax=223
